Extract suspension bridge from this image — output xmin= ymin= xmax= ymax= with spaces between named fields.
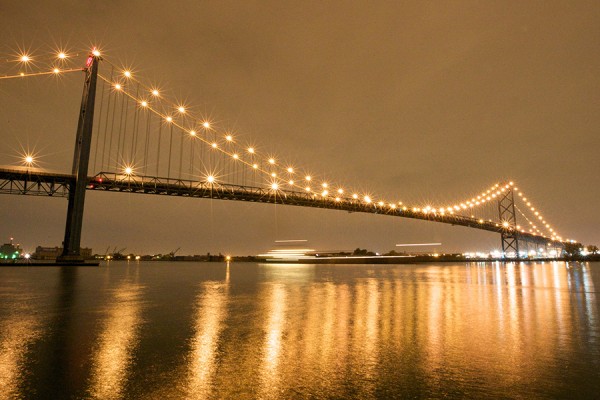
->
xmin=0 ymin=48 xmax=570 ymax=262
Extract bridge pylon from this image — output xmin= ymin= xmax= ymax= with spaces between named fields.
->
xmin=498 ymin=183 xmax=520 ymax=259
xmin=57 ymin=53 xmax=99 ymax=262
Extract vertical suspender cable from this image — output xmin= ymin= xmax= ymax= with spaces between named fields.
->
xmin=101 ymin=66 xmax=115 ymax=171
xmin=107 ymin=85 xmax=119 ymax=171
xmin=92 ymin=71 xmax=107 ymax=173
xmin=130 ymin=82 xmax=140 ymax=163
xmin=179 ymin=131 xmax=183 ymax=179
xmin=121 ymin=92 xmax=130 ymax=165
xmin=115 ymin=91 xmax=125 ymax=169
xmin=190 ymin=137 xmax=194 ymax=178
xmin=167 ymin=124 xmax=173 ymax=180
xmin=156 ymin=122 xmax=162 ymax=177
xmin=143 ymin=110 xmax=150 ymax=176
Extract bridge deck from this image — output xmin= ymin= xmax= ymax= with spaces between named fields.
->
xmin=0 ymin=168 xmax=558 ymax=247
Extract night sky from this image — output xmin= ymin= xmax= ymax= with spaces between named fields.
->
xmin=1 ymin=1 xmax=598 ymax=256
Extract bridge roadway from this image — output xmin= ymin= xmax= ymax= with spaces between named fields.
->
xmin=0 ymin=168 xmax=558 ymax=247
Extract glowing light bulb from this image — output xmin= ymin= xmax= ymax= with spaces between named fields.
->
xmin=232 ymin=153 xmax=239 ymax=159
xmin=364 ymin=196 xmax=372 ymax=203
xmin=211 ymin=142 xmax=217 ymax=148
xmin=189 ymin=130 xmax=196 ymax=136
xmin=337 ymin=188 xmax=343 ymax=194
xmin=305 ymin=187 xmax=311 ymax=192
xmin=202 ymin=121 xmax=211 ymax=129
xmin=271 ymin=183 xmax=279 ymax=190
xmin=52 ymin=68 xmax=60 ymax=74
xmin=114 ymin=83 xmax=122 ymax=90
xmin=92 ymin=49 xmax=101 ymax=57
xmin=322 ymin=190 xmax=329 ymax=196
xmin=322 ymin=182 xmax=328 ymax=188
xmin=58 ymin=52 xmax=67 ymax=59
xmin=24 ymin=155 xmax=33 ymax=164
xmin=287 ymin=167 xmax=294 ymax=173
xmin=248 ymin=147 xmax=255 ymax=154
xmin=151 ymin=89 xmax=159 ymax=96
xmin=124 ymin=70 xmax=132 ymax=78
xmin=288 ymin=180 xmax=294 ymax=185
xmin=268 ymin=158 xmax=275 ymax=164
xmin=20 ymin=55 xmax=30 ymax=62
xmin=177 ymin=106 xmax=185 ymax=113
xmin=352 ymin=194 xmax=358 ymax=199
xmin=226 ymin=135 xmax=233 ymax=141
xmin=166 ymin=116 xmax=173 ymax=122
xmin=378 ymin=201 xmax=384 ymax=206
xmin=305 ymin=175 xmax=312 ymax=181
xmin=207 ymin=175 xmax=215 ymax=183
xmin=124 ymin=167 xmax=133 ymax=175
xmin=390 ymin=204 xmax=396 ymax=209
xmin=252 ymin=164 xmax=258 ymax=169
xmin=141 ymin=101 xmax=148 ymax=107
xmin=271 ymin=172 xmax=276 ymax=177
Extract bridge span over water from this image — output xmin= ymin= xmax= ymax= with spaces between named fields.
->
xmin=0 ymin=49 xmax=569 ymax=261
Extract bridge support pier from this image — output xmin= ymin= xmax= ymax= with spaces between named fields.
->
xmin=57 ymin=53 xmax=99 ymax=262
xmin=498 ymin=184 xmax=520 ymax=259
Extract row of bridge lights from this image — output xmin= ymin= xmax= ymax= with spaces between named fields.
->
xmin=97 ymin=53 xmax=565 ymax=242
xmin=112 ymin=66 xmax=564 ymax=239
xmin=8 ymin=51 xmax=75 ymax=77
xmin=18 ymin=51 xmax=69 ymax=63
xmin=132 ymin=108 xmax=555 ymax=229
xmin=109 ymin=70 xmax=391 ymax=204
xmin=9 ymin=48 xmax=569 ymax=243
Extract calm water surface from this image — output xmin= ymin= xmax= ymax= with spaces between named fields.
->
xmin=0 ymin=261 xmax=598 ymax=399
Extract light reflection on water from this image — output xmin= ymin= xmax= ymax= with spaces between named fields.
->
xmin=87 ymin=281 xmax=144 ymax=400
xmin=0 ymin=261 xmax=598 ymax=398
xmin=0 ymin=287 xmax=43 ymax=399
xmin=185 ymin=280 xmax=229 ymax=398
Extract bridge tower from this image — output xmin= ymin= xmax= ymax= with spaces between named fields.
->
xmin=498 ymin=184 xmax=520 ymax=259
xmin=57 ymin=53 xmax=99 ymax=262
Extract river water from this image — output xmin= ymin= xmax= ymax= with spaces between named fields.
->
xmin=0 ymin=261 xmax=598 ymax=399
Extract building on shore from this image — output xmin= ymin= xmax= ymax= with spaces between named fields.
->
xmin=33 ymin=246 xmax=93 ymax=260
xmin=0 ymin=238 xmax=22 ymax=259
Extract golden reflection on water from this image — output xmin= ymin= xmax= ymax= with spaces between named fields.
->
xmin=185 ymin=281 xmax=229 ymax=399
xmin=258 ymin=283 xmax=287 ymax=399
xmin=248 ymin=263 xmax=597 ymax=397
xmin=87 ymin=282 xmax=144 ymax=400
xmin=0 ymin=299 xmax=41 ymax=399
xmin=2 ymin=262 xmax=597 ymax=398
